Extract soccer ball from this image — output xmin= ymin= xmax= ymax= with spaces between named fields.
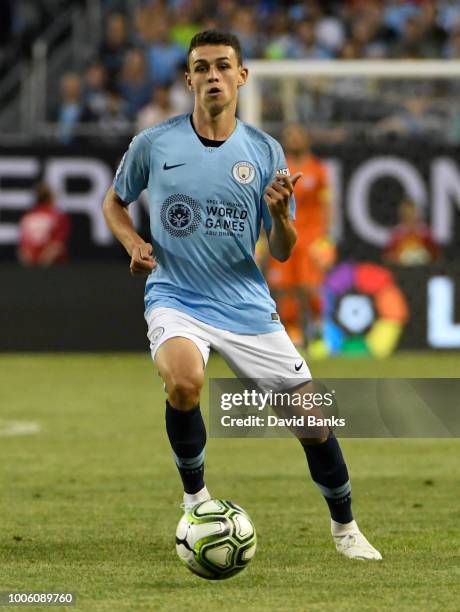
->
xmin=175 ymin=499 xmax=257 ymax=580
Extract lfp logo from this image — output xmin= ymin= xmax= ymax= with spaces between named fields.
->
xmin=312 ymin=262 xmax=409 ymax=358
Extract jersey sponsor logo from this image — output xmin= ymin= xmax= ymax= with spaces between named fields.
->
xmin=295 ymin=361 xmax=304 ymax=372
xmin=160 ymin=194 xmax=202 ymax=237
xmin=204 ymin=200 xmax=248 ymax=237
xmin=276 ymin=167 xmax=290 ymax=176
xmin=163 ymin=162 xmax=186 ymax=170
xmin=232 ymin=161 xmax=256 ymax=184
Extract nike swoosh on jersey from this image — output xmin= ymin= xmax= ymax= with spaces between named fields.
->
xmin=295 ymin=361 xmax=303 ymax=371
xmin=163 ymin=162 xmax=186 ymax=170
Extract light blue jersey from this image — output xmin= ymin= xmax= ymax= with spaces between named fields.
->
xmin=113 ymin=114 xmax=295 ymax=334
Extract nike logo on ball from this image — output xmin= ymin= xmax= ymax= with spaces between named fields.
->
xmin=295 ymin=361 xmax=303 ymax=371
xmin=163 ymin=162 xmax=186 ymax=170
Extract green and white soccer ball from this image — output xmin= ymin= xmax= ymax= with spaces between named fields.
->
xmin=175 ymin=499 xmax=257 ymax=580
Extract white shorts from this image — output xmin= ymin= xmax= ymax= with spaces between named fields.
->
xmin=146 ymin=307 xmax=311 ymax=392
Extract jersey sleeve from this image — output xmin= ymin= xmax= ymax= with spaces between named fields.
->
xmin=113 ymin=132 xmax=151 ymax=203
xmin=261 ymin=140 xmax=296 ymax=234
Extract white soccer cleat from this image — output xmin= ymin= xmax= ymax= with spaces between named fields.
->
xmin=332 ymin=520 xmax=383 ymax=561
xmin=181 ymin=485 xmax=211 ymax=513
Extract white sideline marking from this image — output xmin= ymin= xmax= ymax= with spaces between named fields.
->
xmin=0 ymin=420 xmax=41 ymax=437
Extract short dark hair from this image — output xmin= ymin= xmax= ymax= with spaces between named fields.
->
xmin=187 ymin=30 xmax=243 ymax=69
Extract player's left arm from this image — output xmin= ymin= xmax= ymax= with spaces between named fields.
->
xmin=264 ymin=173 xmax=302 ymax=262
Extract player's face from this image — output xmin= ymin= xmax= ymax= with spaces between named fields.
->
xmin=186 ymin=45 xmax=248 ymax=115
xmin=283 ymin=124 xmax=310 ymax=156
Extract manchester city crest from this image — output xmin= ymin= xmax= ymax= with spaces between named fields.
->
xmin=232 ymin=161 xmax=256 ymax=184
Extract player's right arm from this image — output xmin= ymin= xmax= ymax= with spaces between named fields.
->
xmin=103 ymin=132 xmax=155 ymax=276
xmin=103 ymin=187 xmax=155 ymax=276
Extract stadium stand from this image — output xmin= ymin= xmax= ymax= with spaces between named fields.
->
xmin=2 ymin=0 xmax=460 ymax=142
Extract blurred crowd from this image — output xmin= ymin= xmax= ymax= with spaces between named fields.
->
xmin=4 ymin=0 xmax=460 ymax=66
xmin=0 ymin=0 xmax=86 ymax=77
xmin=12 ymin=0 xmax=456 ymax=143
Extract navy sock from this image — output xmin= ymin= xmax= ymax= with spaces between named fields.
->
xmin=165 ymin=400 xmax=206 ymax=494
xmin=302 ymin=433 xmax=353 ymax=524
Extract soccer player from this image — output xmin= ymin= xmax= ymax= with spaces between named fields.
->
xmin=266 ymin=124 xmax=334 ymax=345
xmin=103 ymin=30 xmax=381 ymax=561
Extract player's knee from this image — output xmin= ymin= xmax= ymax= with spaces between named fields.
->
xmin=167 ymin=371 xmax=204 ymax=411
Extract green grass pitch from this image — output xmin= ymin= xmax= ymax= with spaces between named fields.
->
xmin=0 ymin=352 xmax=459 ymax=611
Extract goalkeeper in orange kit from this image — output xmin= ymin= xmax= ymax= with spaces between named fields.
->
xmin=263 ymin=123 xmax=335 ymax=346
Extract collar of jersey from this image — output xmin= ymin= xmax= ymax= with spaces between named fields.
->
xmin=188 ymin=114 xmax=240 ymax=151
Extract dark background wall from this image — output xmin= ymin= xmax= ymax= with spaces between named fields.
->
xmin=1 ymin=263 xmax=459 ymax=351
xmin=0 ymin=265 xmax=147 ymax=351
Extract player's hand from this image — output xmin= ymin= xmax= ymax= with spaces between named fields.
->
xmin=264 ymin=172 xmax=302 ymax=220
xmin=129 ymin=242 xmax=156 ymax=276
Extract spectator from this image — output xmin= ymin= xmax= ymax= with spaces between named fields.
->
xmin=390 ymin=15 xmax=427 ymax=58
xmin=417 ymin=0 xmax=447 ymax=57
xmin=288 ymin=19 xmax=333 ymax=59
xmin=118 ymin=48 xmax=153 ymax=118
xmin=383 ymin=0 xmax=420 ymax=36
xmin=97 ymin=88 xmax=131 ymax=140
xmin=213 ymin=0 xmax=239 ymax=26
xmin=144 ymin=21 xmax=186 ymax=87
xmin=316 ymin=12 xmax=346 ymax=55
xmin=438 ymin=0 xmax=460 ymax=34
xmin=264 ymin=10 xmax=297 ymax=59
xmin=83 ymin=62 xmax=109 ymax=120
xmin=136 ymin=85 xmax=179 ymax=132
xmin=132 ymin=5 xmax=156 ymax=49
xmin=199 ymin=16 xmax=220 ymax=33
xmin=383 ymin=197 xmax=441 ymax=266
xmin=361 ymin=0 xmax=398 ymax=49
xmin=170 ymin=10 xmax=201 ymax=51
xmin=349 ymin=16 xmax=388 ymax=58
xmin=340 ymin=39 xmax=360 ymax=58
xmin=288 ymin=0 xmax=323 ymax=24
xmin=56 ymin=73 xmax=91 ymax=145
xmin=231 ymin=8 xmax=266 ymax=59
xmin=18 ymin=182 xmax=70 ymax=266
xmin=99 ymin=13 xmax=130 ymax=82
